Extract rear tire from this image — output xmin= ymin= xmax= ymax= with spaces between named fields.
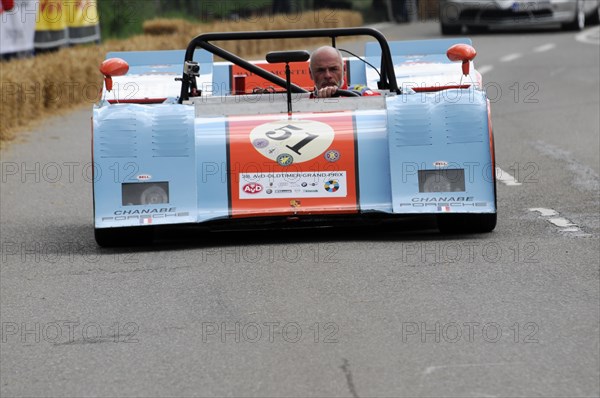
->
xmin=95 ymin=226 xmax=155 ymax=247
xmin=437 ymin=213 xmax=497 ymax=234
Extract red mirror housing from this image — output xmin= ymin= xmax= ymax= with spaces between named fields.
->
xmin=447 ymin=44 xmax=477 ymax=76
xmin=100 ymin=58 xmax=129 ymax=92
xmin=1 ymin=0 xmax=15 ymax=11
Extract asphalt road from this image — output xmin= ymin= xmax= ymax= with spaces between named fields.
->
xmin=1 ymin=21 xmax=599 ymax=397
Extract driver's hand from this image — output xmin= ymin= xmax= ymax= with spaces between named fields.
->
xmin=315 ymin=86 xmax=338 ymax=98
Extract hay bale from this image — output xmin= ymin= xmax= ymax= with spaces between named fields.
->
xmin=0 ymin=10 xmax=363 ymax=142
xmin=143 ymin=19 xmax=182 ymax=35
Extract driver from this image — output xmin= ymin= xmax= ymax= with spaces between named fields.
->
xmin=309 ymin=46 xmax=379 ymax=98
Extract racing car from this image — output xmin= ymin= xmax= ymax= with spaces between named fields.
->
xmin=93 ymin=27 xmax=497 ymax=246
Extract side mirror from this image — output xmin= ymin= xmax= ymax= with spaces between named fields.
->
xmin=2 ymin=0 xmax=15 ymax=11
xmin=447 ymin=44 xmax=477 ymax=76
xmin=100 ymin=58 xmax=129 ymax=92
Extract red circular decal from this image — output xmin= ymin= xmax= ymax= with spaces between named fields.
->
xmin=242 ymin=183 xmax=263 ymax=194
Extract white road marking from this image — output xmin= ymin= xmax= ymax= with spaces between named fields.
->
xmin=534 ymin=43 xmax=556 ymax=53
xmin=528 ymin=208 xmax=589 ymax=236
xmin=423 ymin=362 xmax=519 ymax=376
xmin=559 ymin=227 xmax=582 ymax=232
xmin=548 ymin=217 xmax=576 ymax=228
xmin=500 ymin=53 xmax=522 ymax=62
xmin=496 ymin=167 xmax=522 ymax=186
xmin=529 ymin=208 xmax=558 ymax=217
xmin=576 ymin=26 xmax=600 ymax=45
xmin=478 ymin=65 xmax=494 ymax=75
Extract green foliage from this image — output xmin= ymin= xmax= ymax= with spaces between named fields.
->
xmin=97 ymin=0 xmax=284 ymax=39
xmin=97 ymin=0 xmax=153 ymax=38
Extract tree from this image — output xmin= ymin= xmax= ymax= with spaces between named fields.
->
xmin=272 ymin=0 xmax=292 ymax=14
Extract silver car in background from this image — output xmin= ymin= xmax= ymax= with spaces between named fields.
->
xmin=440 ymin=0 xmax=600 ymax=34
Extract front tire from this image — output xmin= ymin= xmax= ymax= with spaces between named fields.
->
xmin=589 ymin=1 xmax=600 ymax=25
xmin=562 ymin=0 xmax=585 ymax=30
xmin=95 ymin=226 xmax=155 ymax=247
xmin=437 ymin=213 xmax=497 ymax=234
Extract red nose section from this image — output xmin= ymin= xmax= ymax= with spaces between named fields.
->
xmin=100 ymin=58 xmax=129 ymax=92
xmin=447 ymin=44 xmax=477 ymax=76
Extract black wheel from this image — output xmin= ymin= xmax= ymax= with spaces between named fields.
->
xmin=562 ymin=0 xmax=585 ymax=30
xmin=95 ymin=226 xmax=155 ymax=247
xmin=437 ymin=213 xmax=497 ymax=234
xmin=332 ymin=89 xmax=360 ymax=97
xmin=589 ymin=1 xmax=600 ymax=25
xmin=441 ymin=22 xmax=462 ymax=35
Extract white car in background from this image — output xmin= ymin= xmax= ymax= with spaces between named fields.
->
xmin=439 ymin=0 xmax=600 ymax=34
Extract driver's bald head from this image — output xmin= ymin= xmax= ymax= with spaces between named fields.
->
xmin=309 ymin=46 xmax=344 ymax=92
xmin=309 ymin=46 xmax=343 ymax=72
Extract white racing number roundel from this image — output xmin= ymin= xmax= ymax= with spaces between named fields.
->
xmin=249 ymin=119 xmax=335 ymax=164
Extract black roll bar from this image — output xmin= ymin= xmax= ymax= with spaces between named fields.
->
xmin=178 ymin=27 xmax=399 ymax=103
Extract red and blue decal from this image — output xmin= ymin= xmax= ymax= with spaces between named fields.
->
xmin=227 ymin=113 xmax=358 ymax=217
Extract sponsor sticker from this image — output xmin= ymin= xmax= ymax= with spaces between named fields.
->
xmin=324 ymin=180 xmax=340 ymax=193
xmin=276 ymin=153 xmax=294 ymax=166
xmin=249 ymin=119 xmax=335 ymax=164
xmin=136 ymin=174 xmax=152 ymax=181
xmin=252 ymin=138 xmax=269 ymax=149
xmin=324 ymin=150 xmax=340 ymax=162
xmin=228 ymin=113 xmax=358 ymax=216
xmin=242 ymin=183 xmax=264 ymax=194
xmin=239 ymin=172 xmax=348 ymax=199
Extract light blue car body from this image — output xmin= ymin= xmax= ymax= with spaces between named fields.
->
xmin=93 ymin=38 xmax=496 ymax=230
